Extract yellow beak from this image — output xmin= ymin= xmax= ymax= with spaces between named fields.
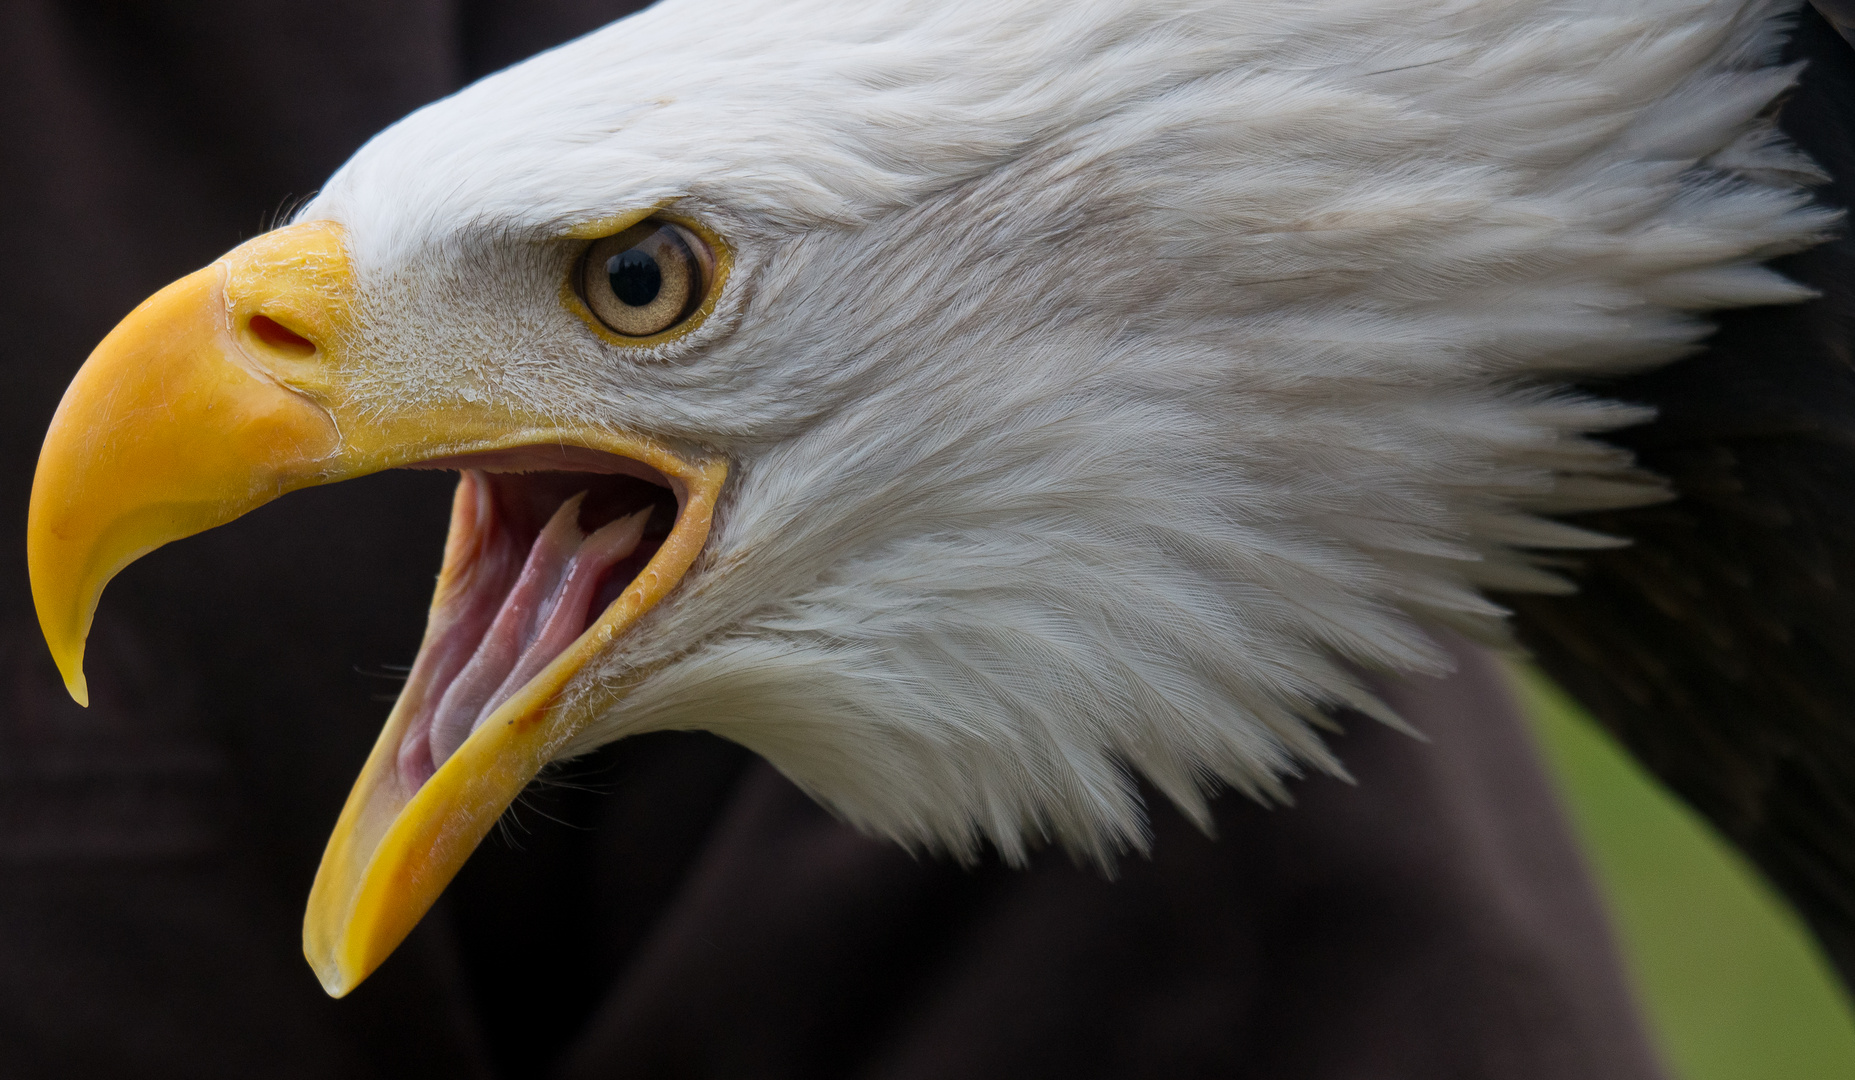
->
xmin=27 ymin=221 xmax=725 ymax=997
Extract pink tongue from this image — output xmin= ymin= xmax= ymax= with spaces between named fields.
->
xmin=422 ymin=494 xmax=651 ymax=774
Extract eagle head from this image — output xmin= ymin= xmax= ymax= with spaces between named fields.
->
xmin=25 ymin=0 xmax=1833 ymax=994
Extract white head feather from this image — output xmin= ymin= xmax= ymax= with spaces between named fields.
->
xmin=300 ymin=0 xmax=1834 ymax=863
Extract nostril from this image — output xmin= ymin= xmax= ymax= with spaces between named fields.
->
xmin=248 ymin=314 xmax=316 ymax=357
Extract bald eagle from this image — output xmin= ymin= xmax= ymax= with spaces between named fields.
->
xmin=24 ymin=0 xmax=1855 ymax=1001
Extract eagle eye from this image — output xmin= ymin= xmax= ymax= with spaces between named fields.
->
xmin=577 ymin=220 xmax=712 ymax=339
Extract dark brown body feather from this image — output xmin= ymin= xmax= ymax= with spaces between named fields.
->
xmin=1510 ymin=1 xmax=1855 ymax=990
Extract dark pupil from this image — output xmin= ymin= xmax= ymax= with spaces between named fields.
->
xmin=606 ymin=249 xmax=662 ymax=307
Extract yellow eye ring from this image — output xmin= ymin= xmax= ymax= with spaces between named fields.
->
xmin=564 ymin=213 xmax=729 ymax=349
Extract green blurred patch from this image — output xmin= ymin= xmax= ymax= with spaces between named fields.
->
xmin=1511 ymin=666 xmax=1855 ymax=1080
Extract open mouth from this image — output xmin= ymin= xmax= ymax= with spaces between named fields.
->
xmin=25 ymin=220 xmax=735 ymax=997
xmin=393 ymin=446 xmax=680 ymax=793
xmin=293 ymin=436 xmax=723 ymax=997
